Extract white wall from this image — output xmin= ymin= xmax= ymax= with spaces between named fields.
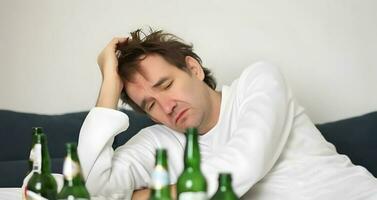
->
xmin=0 ymin=0 xmax=376 ymax=123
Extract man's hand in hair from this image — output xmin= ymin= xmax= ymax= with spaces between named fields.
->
xmin=96 ymin=37 xmax=129 ymax=109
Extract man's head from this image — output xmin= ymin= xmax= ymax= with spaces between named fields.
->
xmin=117 ymin=29 xmax=221 ymax=133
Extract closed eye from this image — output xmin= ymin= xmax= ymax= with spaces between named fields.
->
xmin=165 ymin=81 xmax=173 ymax=89
xmin=148 ymin=101 xmax=155 ymax=111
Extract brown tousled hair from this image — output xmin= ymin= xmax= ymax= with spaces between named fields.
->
xmin=117 ymin=28 xmax=216 ymax=113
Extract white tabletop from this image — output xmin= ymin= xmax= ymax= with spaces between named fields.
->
xmin=0 ymin=188 xmax=109 ymax=200
xmin=2 ymin=174 xmax=128 ymax=200
xmin=0 ymin=188 xmax=21 ymax=200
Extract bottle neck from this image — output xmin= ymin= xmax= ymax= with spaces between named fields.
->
xmin=63 ymin=143 xmax=85 ymax=186
xmin=155 ymin=149 xmax=168 ymax=169
xmin=32 ymin=127 xmax=44 ymax=135
xmin=29 ymin=128 xmax=43 ymax=172
xmin=184 ymin=128 xmax=201 ymax=169
xmin=151 ymin=149 xmax=170 ymax=192
xmin=33 ymin=134 xmax=52 ymax=174
xmin=218 ymin=174 xmax=234 ymax=192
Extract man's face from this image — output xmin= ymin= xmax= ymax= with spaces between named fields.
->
xmin=124 ymin=54 xmax=218 ymax=133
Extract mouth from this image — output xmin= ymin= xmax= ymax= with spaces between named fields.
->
xmin=175 ymin=108 xmax=189 ymax=125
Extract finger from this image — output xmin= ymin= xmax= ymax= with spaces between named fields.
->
xmin=111 ymin=37 xmax=129 ymax=45
xmin=116 ymin=37 xmax=131 ymax=50
xmin=117 ymin=37 xmax=129 ymax=44
xmin=115 ymin=50 xmax=121 ymax=58
xmin=107 ymin=37 xmax=122 ymax=47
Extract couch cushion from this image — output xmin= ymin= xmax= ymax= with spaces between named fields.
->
xmin=0 ymin=158 xmax=64 ymax=187
xmin=0 ymin=109 xmax=154 ymax=187
xmin=316 ymin=111 xmax=377 ymax=177
xmin=0 ymin=109 xmax=154 ymax=161
xmin=0 ymin=110 xmax=89 ymax=161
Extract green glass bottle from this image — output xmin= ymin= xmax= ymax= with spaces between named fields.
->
xmin=177 ymin=128 xmax=207 ymax=200
xmin=57 ymin=143 xmax=90 ymax=200
xmin=25 ymin=133 xmax=57 ymax=200
xmin=210 ymin=173 xmax=239 ymax=200
xmin=149 ymin=149 xmax=172 ymax=200
xmin=28 ymin=127 xmax=44 ymax=173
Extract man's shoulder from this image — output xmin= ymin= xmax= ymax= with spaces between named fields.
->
xmin=241 ymin=61 xmax=281 ymax=80
xmin=224 ymin=61 xmax=287 ymax=103
xmin=235 ymin=61 xmax=284 ymax=88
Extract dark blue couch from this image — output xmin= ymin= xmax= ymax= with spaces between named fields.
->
xmin=0 ymin=109 xmax=376 ymax=187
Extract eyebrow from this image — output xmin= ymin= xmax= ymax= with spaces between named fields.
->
xmin=140 ymin=77 xmax=170 ymax=110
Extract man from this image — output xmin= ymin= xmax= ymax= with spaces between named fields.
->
xmin=78 ymin=29 xmax=377 ymax=200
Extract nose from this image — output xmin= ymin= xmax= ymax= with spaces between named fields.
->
xmin=157 ymin=95 xmax=176 ymax=115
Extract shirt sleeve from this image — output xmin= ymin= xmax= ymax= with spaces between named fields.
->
xmin=201 ymin=62 xmax=295 ymax=196
xmin=77 ymin=107 xmax=153 ymax=199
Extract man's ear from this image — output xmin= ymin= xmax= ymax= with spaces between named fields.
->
xmin=185 ymin=56 xmax=205 ymax=81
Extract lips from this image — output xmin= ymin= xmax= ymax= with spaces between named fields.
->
xmin=175 ymin=108 xmax=189 ymax=125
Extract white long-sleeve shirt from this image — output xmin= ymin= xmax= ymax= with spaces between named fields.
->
xmin=78 ymin=62 xmax=377 ymax=199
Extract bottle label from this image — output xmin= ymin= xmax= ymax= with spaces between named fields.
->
xmin=150 ymin=165 xmax=169 ymax=189
xmin=63 ymin=156 xmax=80 ymax=181
xmin=179 ymin=192 xmax=207 ymax=200
xmin=29 ymin=145 xmax=35 ymax=163
xmin=32 ymin=144 xmax=42 ymax=173
xmin=26 ymin=190 xmax=48 ymax=200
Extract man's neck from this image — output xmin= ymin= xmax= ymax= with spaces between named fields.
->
xmin=199 ymin=89 xmax=222 ymax=135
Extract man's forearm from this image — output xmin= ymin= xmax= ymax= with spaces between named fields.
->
xmin=132 ymin=188 xmax=150 ymax=200
xmin=96 ymin=77 xmax=123 ymax=109
xmin=132 ymin=185 xmax=177 ymax=200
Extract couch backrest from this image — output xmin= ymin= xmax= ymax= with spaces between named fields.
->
xmin=317 ymin=111 xmax=377 ymax=178
xmin=1 ymin=109 xmax=376 ymax=187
